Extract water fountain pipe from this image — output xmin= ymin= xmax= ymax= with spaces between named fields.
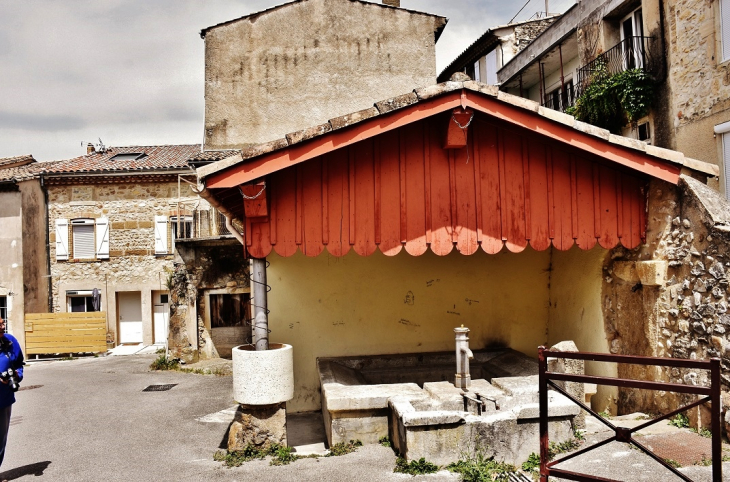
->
xmin=454 ymin=325 xmax=474 ymax=390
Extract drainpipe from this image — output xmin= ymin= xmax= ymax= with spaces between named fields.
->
xmin=251 ymin=259 xmax=268 ymax=351
xmin=559 ymin=44 xmax=566 ymax=110
xmin=40 ymin=175 xmax=53 ymax=313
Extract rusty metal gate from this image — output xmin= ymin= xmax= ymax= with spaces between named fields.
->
xmin=538 ymin=346 xmax=722 ymax=482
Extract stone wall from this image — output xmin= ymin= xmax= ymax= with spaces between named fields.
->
xmin=47 ymin=179 xmax=211 ymax=345
xmin=603 ymin=175 xmax=730 ymax=421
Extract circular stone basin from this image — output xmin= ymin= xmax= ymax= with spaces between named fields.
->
xmin=232 ymin=343 xmax=294 ymax=405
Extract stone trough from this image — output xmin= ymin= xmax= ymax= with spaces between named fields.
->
xmin=317 ymin=347 xmax=581 ymax=465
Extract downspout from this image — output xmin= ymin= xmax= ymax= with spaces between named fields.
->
xmin=40 ymin=175 xmax=53 ymax=313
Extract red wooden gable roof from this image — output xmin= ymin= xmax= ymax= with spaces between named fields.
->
xmin=197 ymin=82 xmax=719 ymax=258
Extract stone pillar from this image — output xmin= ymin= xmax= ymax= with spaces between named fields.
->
xmin=228 ymin=403 xmax=287 ymax=451
xmin=548 ymin=340 xmax=585 ymax=429
xmin=251 ymin=258 xmax=268 ymax=351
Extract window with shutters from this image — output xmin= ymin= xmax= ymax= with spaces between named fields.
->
xmin=721 ymin=0 xmax=730 ymax=62
xmin=55 ymin=218 xmax=110 ymax=261
xmin=170 ymin=216 xmax=193 ymax=253
xmin=723 ymin=131 xmax=730 ymax=200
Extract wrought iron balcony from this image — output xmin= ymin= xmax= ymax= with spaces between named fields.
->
xmin=575 ymin=36 xmax=655 ymax=98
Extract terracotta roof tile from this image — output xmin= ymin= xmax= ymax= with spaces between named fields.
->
xmin=42 ymin=145 xmax=219 ymax=175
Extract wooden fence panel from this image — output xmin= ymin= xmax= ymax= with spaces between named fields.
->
xmin=24 ymin=313 xmax=107 ymax=355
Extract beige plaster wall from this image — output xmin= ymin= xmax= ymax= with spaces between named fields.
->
xmin=0 ymin=190 xmax=25 ymax=343
xmin=548 ymin=246 xmax=617 ymax=412
xmin=203 ymin=0 xmax=444 ymax=149
xmin=267 ymin=248 xmax=552 ymax=412
xmin=666 ymin=0 xmax=730 ymax=167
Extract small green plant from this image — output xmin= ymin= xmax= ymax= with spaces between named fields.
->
xmin=573 ymin=429 xmax=585 ymax=441
xmin=597 ymin=409 xmax=612 ymax=420
xmin=722 ymin=454 xmax=730 ymax=462
xmin=61 ymin=355 xmax=76 ymax=361
xmin=155 ymin=348 xmax=165 ymax=354
xmin=447 ymin=451 xmax=515 ymax=481
xmin=269 ymin=445 xmax=299 ymax=466
xmin=664 ymin=458 xmax=682 ymax=468
xmin=149 ymin=354 xmax=179 ymax=371
xmin=378 ymin=436 xmax=391 ymax=447
xmin=695 ymin=455 xmax=712 ymax=466
xmin=548 ymin=438 xmax=581 ymax=459
xmin=395 ymin=457 xmax=439 ymax=476
xmin=521 ymin=452 xmax=541 ymax=473
xmin=691 ymin=427 xmax=712 ymax=438
xmin=326 ymin=439 xmax=362 ymax=457
xmin=669 ymin=413 xmax=690 ymax=429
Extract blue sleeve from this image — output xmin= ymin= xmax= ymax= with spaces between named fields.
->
xmin=13 ymin=341 xmax=23 ymax=382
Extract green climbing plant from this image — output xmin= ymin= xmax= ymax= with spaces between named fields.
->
xmin=566 ymin=64 xmax=655 ymax=134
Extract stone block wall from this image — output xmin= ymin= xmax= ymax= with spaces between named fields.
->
xmin=603 ymin=175 xmax=730 ymax=421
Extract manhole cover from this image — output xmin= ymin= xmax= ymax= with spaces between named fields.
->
xmin=18 ymin=385 xmax=42 ymax=391
xmin=143 ymin=384 xmax=177 ymax=392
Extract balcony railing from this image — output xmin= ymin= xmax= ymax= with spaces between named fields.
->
xmin=542 ymin=82 xmax=575 ymax=113
xmin=174 ymin=208 xmax=232 ymax=243
xmin=575 ymin=36 xmax=655 ymax=98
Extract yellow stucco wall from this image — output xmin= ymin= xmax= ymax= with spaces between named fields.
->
xmin=267 ymin=247 xmax=552 ymax=412
xmin=547 ymin=246 xmax=616 ymax=412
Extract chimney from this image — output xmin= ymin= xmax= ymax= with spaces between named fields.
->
xmin=87 ymin=143 xmax=95 ymax=155
xmin=382 ymin=0 xmax=400 ymax=6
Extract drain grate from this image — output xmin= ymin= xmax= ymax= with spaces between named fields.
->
xmin=18 ymin=385 xmax=42 ymax=392
xmin=143 ymin=384 xmax=177 ymax=392
xmin=507 ymin=474 xmax=532 ymax=482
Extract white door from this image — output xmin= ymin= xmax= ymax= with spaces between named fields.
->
xmin=118 ymin=292 xmax=143 ymax=344
xmin=153 ymin=292 xmax=169 ymax=344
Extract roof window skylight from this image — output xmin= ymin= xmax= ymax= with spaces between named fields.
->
xmin=110 ymin=153 xmax=146 ymax=161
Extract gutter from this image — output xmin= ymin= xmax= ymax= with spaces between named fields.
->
xmin=195 ymin=182 xmax=246 ymax=247
xmin=41 ymin=168 xmax=194 ymax=180
xmin=40 ymin=175 xmax=53 ymax=313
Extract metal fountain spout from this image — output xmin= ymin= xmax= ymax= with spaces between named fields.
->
xmin=454 ymin=325 xmax=473 ymax=390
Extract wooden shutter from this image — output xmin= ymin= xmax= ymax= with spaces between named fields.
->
xmin=95 ymin=217 xmax=109 ymax=259
xmin=154 ymin=216 xmax=168 ymax=254
xmin=723 ymin=133 xmax=730 ymax=200
xmin=486 ymin=50 xmax=498 ymax=85
xmin=55 ymin=219 xmax=69 ymax=261
xmin=73 ymin=224 xmax=95 ymax=259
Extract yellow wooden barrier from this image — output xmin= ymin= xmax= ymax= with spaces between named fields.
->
xmin=24 ymin=312 xmax=107 ymax=355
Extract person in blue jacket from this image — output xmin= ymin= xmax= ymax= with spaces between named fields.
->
xmin=0 ymin=317 xmax=23 ymax=469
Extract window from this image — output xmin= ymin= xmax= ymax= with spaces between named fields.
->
xmin=0 ymin=296 xmax=6 ymax=321
xmin=637 ymin=122 xmax=651 ymax=142
xmin=473 ymin=59 xmax=481 ymax=82
xmin=154 ymin=215 xmax=193 ymax=254
xmin=55 ymin=218 xmax=109 ymax=261
xmin=621 ymin=8 xmax=644 ymax=70
xmin=722 ymin=0 xmax=730 ymax=62
xmin=66 ymin=290 xmax=102 ymax=312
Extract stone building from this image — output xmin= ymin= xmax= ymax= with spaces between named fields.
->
xmin=437 ymin=16 xmax=560 ymax=84
xmin=40 ymin=144 xmax=235 ymax=351
xmin=496 ymin=0 xmax=730 ymax=201
xmin=201 ymin=0 xmax=447 ymax=150
xmin=0 ymin=156 xmax=50 ymax=349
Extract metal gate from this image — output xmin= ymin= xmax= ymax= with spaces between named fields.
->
xmin=538 ymin=346 xmax=722 ymax=482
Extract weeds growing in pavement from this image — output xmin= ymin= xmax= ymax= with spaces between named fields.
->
xmin=378 ymin=436 xmax=391 ymax=448
xmin=149 ymin=354 xmax=179 ymax=371
xmin=214 ymin=443 xmax=304 ymax=467
xmin=326 ymin=439 xmax=362 ymax=457
xmin=664 ymin=458 xmax=682 ymax=468
xmin=395 ymin=457 xmax=439 ymax=476
xmin=669 ymin=413 xmax=690 ymax=429
xmin=447 ymin=450 xmax=515 ymax=481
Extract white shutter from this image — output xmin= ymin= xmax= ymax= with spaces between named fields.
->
xmin=73 ymin=224 xmax=95 ymax=259
xmin=55 ymin=219 xmax=69 ymax=261
xmin=155 ymin=216 xmax=168 ymax=254
xmin=722 ymin=0 xmax=730 ymax=62
xmin=473 ymin=60 xmax=481 ymax=82
xmin=95 ymin=217 xmax=109 ymax=259
xmin=486 ymin=50 xmax=498 ymax=85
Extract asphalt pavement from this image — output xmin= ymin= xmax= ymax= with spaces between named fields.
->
xmin=2 ymin=353 xmax=730 ymax=482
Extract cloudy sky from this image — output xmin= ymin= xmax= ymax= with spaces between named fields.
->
xmin=0 ymin=0 xmax=574 ymax=161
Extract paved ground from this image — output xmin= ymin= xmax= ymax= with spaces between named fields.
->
xmin=1 ymin=353 xmax=729 ymax=481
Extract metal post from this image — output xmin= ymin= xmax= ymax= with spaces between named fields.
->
xmin=711 ymin=357 xmax=721 ymax=482
xmin=252 ymin=258 xmax=269 ymax=351
xmin=559 ymin=44 xmax=566 ymax=110
xmin=538 ymin=346 xmax=549 ymax=481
